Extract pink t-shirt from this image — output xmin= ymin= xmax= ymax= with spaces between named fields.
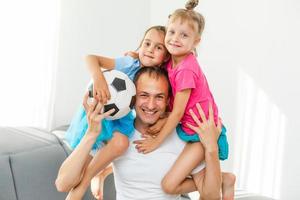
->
xmin=166 ymin=53 xmax=219 ymax=135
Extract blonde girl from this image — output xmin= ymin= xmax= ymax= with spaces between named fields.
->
xmin=135 ymin=0 xmax=231 ymax=198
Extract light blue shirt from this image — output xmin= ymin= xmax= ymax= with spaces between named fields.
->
xmin=115 ymin=56 xmax=141 ymax=81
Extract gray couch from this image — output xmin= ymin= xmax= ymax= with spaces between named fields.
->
xmin=0 ymin=127 xmax=93 ymax=200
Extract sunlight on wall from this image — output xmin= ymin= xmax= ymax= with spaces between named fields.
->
xmin=0 ymin=0 xmax=60 ymax=129
xmin=233 ymin=69 xmax=286 ymax=199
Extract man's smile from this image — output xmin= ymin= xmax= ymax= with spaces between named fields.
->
xmin=141 ymin=108 xmax=157 ymax=115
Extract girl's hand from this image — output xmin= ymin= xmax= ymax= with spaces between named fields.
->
xmin=133 ymin=134 xmax=161 ymax=154
xmin=82 ymin=92 xmax=115 ymax=137
xmin=124 ymin=51 xmax=139 ymax=59
xmin=147 ymin=117 xmax=168 ymax=135
xmin=93 ymin=75 xmax=111 ymax=104
xmin=186 ymin=103 xmax=221 ymax=152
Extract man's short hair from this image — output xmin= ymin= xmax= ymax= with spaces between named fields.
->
xmin=133 ymin=67 xmax=172 ymax=97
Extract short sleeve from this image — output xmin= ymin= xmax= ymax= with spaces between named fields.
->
xmin=174 ymin=69 xmax=197 ymax=92
xmin=114 ymin=56 xmax=140 ymax=80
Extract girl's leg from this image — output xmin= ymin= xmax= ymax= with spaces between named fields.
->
xmin=192 ymin=170 xmax=220 ymax=200
xmin=66 ymin=132 xmax=129 ymax=200
xmin=90 ymin=164 xmax=113 ymax=200
xmin=161 ymin=142 xmax=205 ymax=195
xmin=221 ymin=172 xmax=236 ymax=200
xmin=55 ymin=155 xmax=93 ymax=192
xmin=192 ymin=171 xmax=235 ymax=200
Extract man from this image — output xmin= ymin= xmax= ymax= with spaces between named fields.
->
xmin=55 ymin=67 xmax=235 ymax=200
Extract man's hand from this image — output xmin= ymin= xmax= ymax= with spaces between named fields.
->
xmin=133 ymin=134 xmax=161 ymax=154
xmin=82 ymin=92 xmax=115 ymax=137
xmin=186 ymin=103 xmax=221 ymax=153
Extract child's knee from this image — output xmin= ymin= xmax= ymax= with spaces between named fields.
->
xmin=111 ymin=133 xmax=129 ymax=156
xmin=55 ymin=176 xmax=80 ymax=192
xmin=161 ymin=177 xmax=177 ymax=194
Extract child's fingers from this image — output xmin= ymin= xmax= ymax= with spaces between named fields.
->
xmin=148 ymin=124 xmax=158 ymax=131
xmin=147 ymin=129 xmax=158 ymax=135
xmin=196 ymin=103 xmax=207 ymax=124
xmin=189 ymin=108 xmax=202 ymax=127
xmin=106 ymin=90 xmax=111 ymax=100
xmin=141 ymin=134 xmax=151 ymax=139
xmin=133 ymin=140 xmax=142 ymax=145
xmin=101 ymin=91 xmax=108 ymax=104
xmin=94 ymin=92 xmax=101 ymax=102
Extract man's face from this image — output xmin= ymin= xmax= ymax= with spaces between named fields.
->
xmin=134 ymin=73 xmax=169 ymax=127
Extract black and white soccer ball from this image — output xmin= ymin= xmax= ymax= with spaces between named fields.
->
xmin=88 ymin=70 xmax=136 ymax=120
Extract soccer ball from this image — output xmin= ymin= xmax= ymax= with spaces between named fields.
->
xmin=88 ymin=70 xmax=136 ymax=120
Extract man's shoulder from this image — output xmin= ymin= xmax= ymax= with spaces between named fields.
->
xmin=158 ymin=129 xmax=185 ymax=151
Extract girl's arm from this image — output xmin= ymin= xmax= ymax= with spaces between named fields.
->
xmin=85 ymin=55 xmax=115 ymax=103
xmin=85 ymin=55 xmax=115 ymax=77
xmin=135 ymin=89 xmax=191 ymax=154
xmin=155 ymin=89 xmax=191 ymax=144
xmin=147 ymin=114 xmax=169 ymax=135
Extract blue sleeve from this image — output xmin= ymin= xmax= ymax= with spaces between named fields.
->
xmin=115 ymin=56 xmax=137 ymax=75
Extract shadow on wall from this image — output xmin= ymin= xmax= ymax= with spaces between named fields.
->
xmin=233 ymin=69 xmax=286 ymax=199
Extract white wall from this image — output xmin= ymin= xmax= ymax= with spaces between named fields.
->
xmin=150 ymin=0 xmax=300 ymax=199
xmin=52 ymin=0 xmax=300 ymax=199
xmin=51 ymin=0 xmax=150 ymax=129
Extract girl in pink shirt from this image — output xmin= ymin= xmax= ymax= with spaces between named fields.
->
xmin=135 ymin=0 xmax=231 ymax=198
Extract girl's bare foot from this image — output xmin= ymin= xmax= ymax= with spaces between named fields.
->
xmin=91 ymin=173 xmax=104 ymax=200
xmin=90 ymin=165 xmax=113 ymax=200
xmin=221 ymin=172 xmax=236 ymax=200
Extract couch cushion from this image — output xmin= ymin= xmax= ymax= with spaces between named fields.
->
xmin=0 ymin=155 xmax=17 ymax=200
xmin=0 ymin=127 xmax=93 ymax=200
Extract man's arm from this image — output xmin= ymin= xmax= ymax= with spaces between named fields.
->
xmin=55 ymin=132 xmax=97 ymax=192
xmin=55 ymin=93 xmax=114 ymax=192
xmin=187 ymin=103 xmax=222 ymax=199
xmin=201 ymin=146 xmax=221 ymax=199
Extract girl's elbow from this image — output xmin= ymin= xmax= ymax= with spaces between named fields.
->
xmin=55 ymin=174 xmax=80 ymax=192
xmin=85 ymin=54 xmax=94 ymax=60
xmin=85 ymin=55 xmax=97 ymax=64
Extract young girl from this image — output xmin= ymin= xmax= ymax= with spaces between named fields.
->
xmin=135 ymin=0 xmax=231 ymax=198
xmin=64 ymin=25 xmax=169 ymax=200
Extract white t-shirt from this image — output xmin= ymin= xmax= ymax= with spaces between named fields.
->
xmin=112 ymin=129 xmax=205 ymax=200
